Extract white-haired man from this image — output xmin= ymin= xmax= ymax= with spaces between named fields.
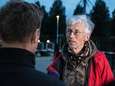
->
xmin=47 ymin=15 xmax=114 ymax=86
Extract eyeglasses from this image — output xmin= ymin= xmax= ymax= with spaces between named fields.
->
xmin=66 ymin=29 xmax=85 ymax=36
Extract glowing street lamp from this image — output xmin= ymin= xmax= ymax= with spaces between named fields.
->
xmin=56 ymin=15 xmax=60 ymax=44
xmin=37 ymin=39 xmax=40 ymax=43
xmin=46 ymin=40 xmax=50 ymax=43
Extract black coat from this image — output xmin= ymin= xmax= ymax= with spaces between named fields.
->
xmin=0 ymin=48 xmax=65 ymax=86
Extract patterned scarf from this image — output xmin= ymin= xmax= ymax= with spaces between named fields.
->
xmin=62 ymin=40 xmax=96 ymax=86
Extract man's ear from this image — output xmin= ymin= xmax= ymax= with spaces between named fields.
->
xmin=31 ymin=29 xmax=40 ymax=43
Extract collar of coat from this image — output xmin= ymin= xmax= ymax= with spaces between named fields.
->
xmin=0 ymin=48 xmax=35 ymax=68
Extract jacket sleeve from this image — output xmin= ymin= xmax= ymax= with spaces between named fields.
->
xmin=99 ymin=52 xmax=114 ymax=85
xmin=47 ymin=52 xmax=63 ymax=79
xmin=89 ymin=51 xmax=114 ymax=86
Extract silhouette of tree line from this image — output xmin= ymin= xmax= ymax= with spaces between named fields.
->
xmin=35 ymin=0 xmax=115 ymax=51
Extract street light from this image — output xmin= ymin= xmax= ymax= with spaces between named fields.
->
xmin=46 ymin=40 xmax=50 ymax=43
xmin=56 ymin=15 xmax=60 ymax=45
xmin=54 ymin=15 xmax=60 ymax=54
xmin=37 ymin=39 xmax=40 ymax=43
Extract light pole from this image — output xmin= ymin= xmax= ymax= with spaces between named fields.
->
xmin=54 ymin=15 xmax=60 ymax=54
xmin=56 ymin=15 xmax=60 ymax=45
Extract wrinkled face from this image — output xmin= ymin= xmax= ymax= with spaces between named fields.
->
xmin=66 ymin=21 xmax=89 ymax=54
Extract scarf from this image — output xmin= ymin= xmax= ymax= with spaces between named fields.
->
xmin=62 ymin=40 xmax=97 ymax=86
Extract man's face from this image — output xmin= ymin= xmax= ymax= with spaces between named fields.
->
xmin=66 ymin=21 xmax=89 ymax=54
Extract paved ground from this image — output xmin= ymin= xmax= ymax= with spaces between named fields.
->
xmin=35 ymin=55 xmax=53 ymax=73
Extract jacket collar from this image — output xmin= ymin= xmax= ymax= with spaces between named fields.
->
xmin=0 ymin=48 xmax=35 ymax=68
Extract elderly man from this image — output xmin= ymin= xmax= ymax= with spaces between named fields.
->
xmin=47 ymin=15 xmax=113 ymax=86
xmin=0 ymin=1 xmax=65 ymax=86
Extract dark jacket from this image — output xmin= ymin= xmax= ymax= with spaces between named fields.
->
xmin=0 ymin=48 xmax=65 ymax=86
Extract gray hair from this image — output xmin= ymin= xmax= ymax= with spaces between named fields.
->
xmin=66 ymin=15 xmax=95 ymax=35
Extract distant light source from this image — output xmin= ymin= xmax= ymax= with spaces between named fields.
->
xmin=56 ymin=15 xmax=60 ymax=44
xmin=46 ymin=40 xmax=50 ymax=43
xmin=38 ymin=40 xmax=40 ymax=43
xmin=56 ymin=15 xmax=59 ymax=20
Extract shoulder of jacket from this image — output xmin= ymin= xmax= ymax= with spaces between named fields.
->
xmin=92 ymin=50 xmax=107 ymax=64
xmin=94 ymin=50 xmax=105 ymax=58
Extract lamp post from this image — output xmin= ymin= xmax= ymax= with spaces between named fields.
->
xmin=54 ymin=15 xmax=60 ymax=54
xmin=56 ymin=15 xmax=60 ymax=45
